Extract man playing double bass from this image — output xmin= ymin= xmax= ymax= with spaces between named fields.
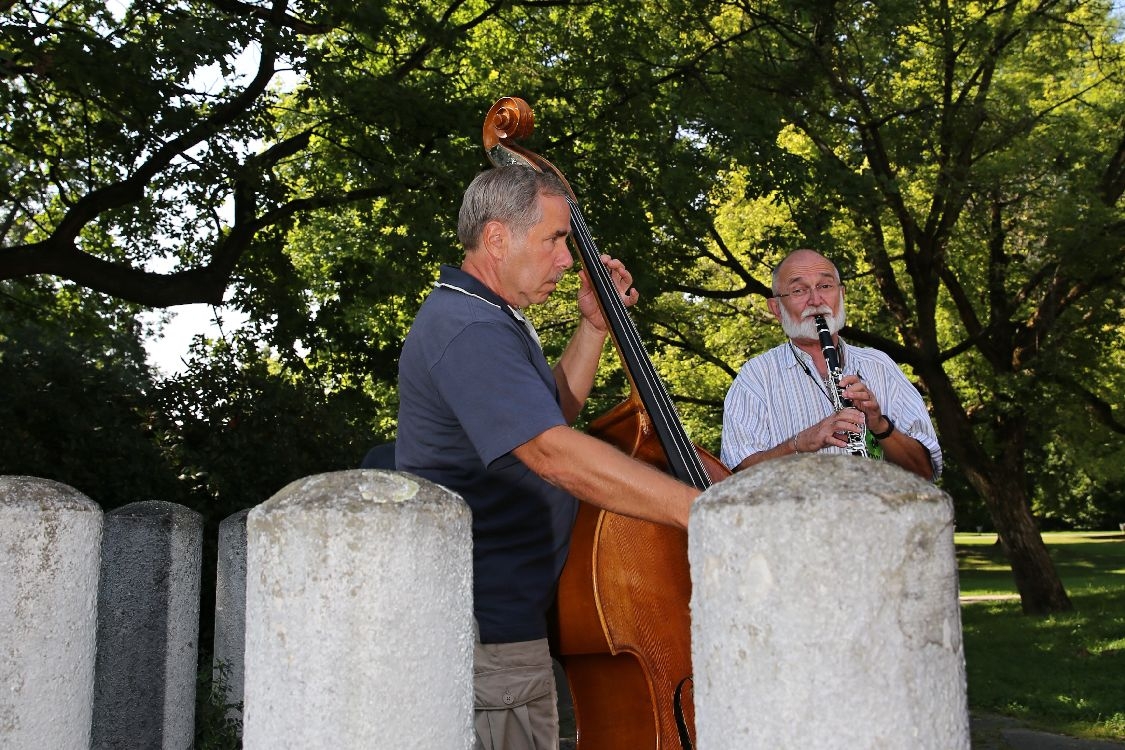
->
xmin=396 ymin=164 xmax=701 ymax=749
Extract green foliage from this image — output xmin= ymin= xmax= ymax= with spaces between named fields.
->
xmin=1 ymin=0 xmax=296 ymax=275
xmin=195 ymin=660 xmax=243 ymax=750
xmin=0 ymin=281 xmax=182 ymax=509
xmin=4 ymin=0 xmax=1125 ymax=610
xmin=151 ymin=332 xmax=380 ymax=524
xmin=959 ymin=532 xmax=1125 ymax=740
xmin=643 ymin=1 xmax=1125 ymax=592
xmin=0 ymin=277 xmax=385 ymax=524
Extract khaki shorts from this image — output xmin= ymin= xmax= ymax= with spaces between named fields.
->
xmin=473 ymin=638 xmax=558 ymax=750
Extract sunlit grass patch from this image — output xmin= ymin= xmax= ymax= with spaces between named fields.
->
xmin=957 ymin=531 xmax=1125 ymax=741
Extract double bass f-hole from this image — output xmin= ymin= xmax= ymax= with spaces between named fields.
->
xmin=482 ymin=96 xmax=728 ymax=750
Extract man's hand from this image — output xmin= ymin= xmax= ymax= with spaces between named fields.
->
xmin=837 ymin=374 xmax=885 ymax=428
xmin=577 ymin=254 xmax=639 ymax=333
xmin=794 ymin=407 xmax=867 ymax=452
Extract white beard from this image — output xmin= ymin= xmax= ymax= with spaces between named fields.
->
xmin=779 ymin=298 xmax=845 ymax=341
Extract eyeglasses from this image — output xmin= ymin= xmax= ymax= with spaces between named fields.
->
xmin=774 ymin=282 xmax=839 ymax=301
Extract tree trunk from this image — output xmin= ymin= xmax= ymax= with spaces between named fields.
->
xmin=924 ymin=368 xmax=1072 ymax=615
xmin=983 ymin=477 xmax=1073 ymax=615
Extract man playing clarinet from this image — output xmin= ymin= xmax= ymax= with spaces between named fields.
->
xmin=720 ymin=248 xmax=941 ymax=481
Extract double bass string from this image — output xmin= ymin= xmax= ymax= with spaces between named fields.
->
xmin=565 ymin=197 xmax=711 ymax=490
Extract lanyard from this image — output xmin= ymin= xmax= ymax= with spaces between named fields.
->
xmin=789 ymin=342 xmax=836 ymax=408
xmin=789 ymin=341 xmax=866 ymax=409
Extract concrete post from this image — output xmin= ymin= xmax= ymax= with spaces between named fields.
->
xmin=0 ymin=476 xmax=102 ymax=750
xmin=213 ymin=507 xmax=249 ymax=724
xmin=243 ymin=470 xmax=474 ymax=749
xmin=92 ymin=500 xmax=203 ymax=750
xmin=690 ymin=455 xmax=969 ymax=749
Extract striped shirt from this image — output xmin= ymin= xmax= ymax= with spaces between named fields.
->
xmin=720 ymin=339 xmax=942 ymax=479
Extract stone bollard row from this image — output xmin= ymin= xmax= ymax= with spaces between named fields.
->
xmin=0 ymin=476 xmax=102 ymax=750
xmin=4 ymin=458 xmax=970 ymax=750
xmin=690 ymin=455 xmax=970 ymax=749
xmin=1 ymin=482 xmax=203 ymax=750
xmin=241 ymin=469 xmax=475 ymax=749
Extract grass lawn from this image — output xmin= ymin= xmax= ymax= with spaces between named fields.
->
xmin=957 ymin=530 xmax=1125 ymax=741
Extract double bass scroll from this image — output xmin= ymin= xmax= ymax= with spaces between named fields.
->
xmin=482 ymin=96 xmax=728 ymax=750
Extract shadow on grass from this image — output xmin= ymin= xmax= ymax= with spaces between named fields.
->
xmin=959 ymin=533 xmax=1125 ymax=742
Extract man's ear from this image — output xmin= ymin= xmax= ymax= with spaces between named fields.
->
xmin=766 ymin=296 xmax=781 ymax=321
xmin=481 ymin=219 xmax=509 ymax=259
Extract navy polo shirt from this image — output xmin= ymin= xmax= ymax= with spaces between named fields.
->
xmin=396 ymin=265 xmax=579 ymax=644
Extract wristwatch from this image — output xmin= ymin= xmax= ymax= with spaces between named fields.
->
xmin=872 ymin=415 xmax=895 ymax=440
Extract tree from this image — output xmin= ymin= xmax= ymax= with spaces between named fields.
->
xmin=6 ymin=0 xmax=1122 ymax=618
xmin=3 ymin=0 xmax=310 ymax=303
xmin=0 ymin=0 xmax=534 ymax=307
xmin=151 ymin=331 xmax=373 ymax=521
xmin=647 ymin=0 xmax=1125 ymax=613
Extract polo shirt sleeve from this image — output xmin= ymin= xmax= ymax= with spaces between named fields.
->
xmin=431 ymin=319 xmax=566 ymax=468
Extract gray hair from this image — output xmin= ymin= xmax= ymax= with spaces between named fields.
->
xmin=457 ymin=165 xmax=569 ymax=251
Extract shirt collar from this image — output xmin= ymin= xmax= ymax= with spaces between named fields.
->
xmin=435 ymin=265 xmax=542 ymax=348
xmin=436 ymin=265 xmax=507 ymax=308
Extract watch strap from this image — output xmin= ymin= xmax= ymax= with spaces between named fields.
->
xmin=872 ymin=415 xmax=895 ymax=440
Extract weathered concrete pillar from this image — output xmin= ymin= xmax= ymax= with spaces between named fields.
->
xmin=213 ymin=507 xmax=249 ymax=724
xmin=243 ymin=470 xmax=474 ymax=749
xmin=0 ymin=476 xmax=102 ymax=750
xmin=690 ymin=455 xmax=969 ymax=749
xmin=92 ymin=500 xmax=203 ymax=750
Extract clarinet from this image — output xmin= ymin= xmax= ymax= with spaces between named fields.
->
xmin=814 ymin=314 xmax=868 ymax=457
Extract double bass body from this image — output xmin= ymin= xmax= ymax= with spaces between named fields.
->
xmin=556 ymin=398 xmax=727 ymax=749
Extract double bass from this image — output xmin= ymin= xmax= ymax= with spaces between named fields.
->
xmin=482 ymin=96 xmax=729 ymax=749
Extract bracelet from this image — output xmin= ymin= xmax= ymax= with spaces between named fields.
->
xmin=871 ymin=415 xmax=895 ymax=441
xmin=790 ymin=435 xmax=800 ymax=454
